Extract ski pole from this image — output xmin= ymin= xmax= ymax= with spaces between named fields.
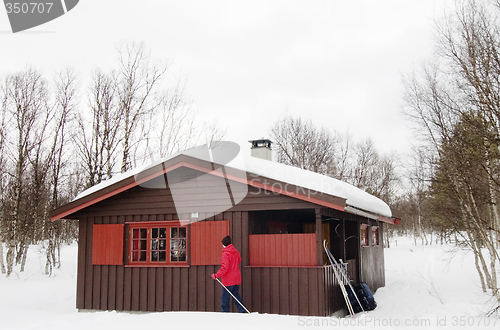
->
xmin=215 ymin=278 xmax=251 ymax=314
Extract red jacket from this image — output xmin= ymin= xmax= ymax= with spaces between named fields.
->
xmin=215 ymin=244 xmax=242 ymax=286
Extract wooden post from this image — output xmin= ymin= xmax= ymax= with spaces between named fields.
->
xmin=315 ymin=208 xmax=323 ymax=266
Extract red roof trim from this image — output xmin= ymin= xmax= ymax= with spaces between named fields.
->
xmin=51 ymin=161 xmax=188 ymax=221
xmin=51 ymin=161 xmax=346 ymax=221
xmin=378 ymin=215 xmax=401 ymax=225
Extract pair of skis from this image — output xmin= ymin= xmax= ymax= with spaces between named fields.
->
xmin=323 ymin=240 xmax=365 ymax=316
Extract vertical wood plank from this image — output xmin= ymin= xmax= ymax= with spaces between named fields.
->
xmin=140 ymin=268 xmax=148 ymax=311
xmin=252 ymin=268 xmax=261 ymax=312
xmin=108 ymin=265 xmax=116 ymax=310
xmin=189 ymin=266 xmax=198 ymax=311
xmin=316 ymin=209 xmax=323 ymax=266
xmin=197 ymin=266 xmax=206 ymax=311
xmin=131 ymin=268 xmax=140 ymax=311
xmin=172 ymin=267 xmax=180 ymax=311
xmin=241 ymin=212 xmax=249 ymax=267
xmin=206 ymin=265 xmax=216 ymax=312
xmin=100 ymin=266 xmax=108 ymax=310
xmin=116 ymin=216 xmax=125 ymax=311
xmin=298 ymin=268 xmax=309 ymax=316
xmin=279 ymin=268 xmax=289 ymax=315
xmin=123 ymin=267 xmax=132 ymax=310
xmin=77 ymin=218 xmax=87 ymax=309
xmin=262 ymin=267 xmax=270 ymax=314
xmin=92 ymin=265 xmax=101 ymax=310
xmin=242 ymin=267 xmax=251 ymax=312
xmin=148 ymin=267 xmax=156 ymax=311
xmin=271 ymin=268 xmax=280 ymax=314
xmin=84 ymin=217 xmax=94 ymax=309
xmin=308 ymin=268 xmax=319 ymax=316
xmin=317 ymin=267 xmax=325 ymax=316
xmin=164 ymin=268 xmax=172 ymax=311
xmin=156 ymin=268 xmax=164 ymax=312
xmin=289 ymin=268 xmax=299 ymax=315
xmin=180 ymin=267 xmax=189 ymax=311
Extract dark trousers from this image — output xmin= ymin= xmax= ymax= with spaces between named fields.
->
xmin=221 ymin=284 xmax=245 ymax=313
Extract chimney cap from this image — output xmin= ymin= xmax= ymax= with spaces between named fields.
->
xmin=248 ymin=138 xmax=273 ymax=149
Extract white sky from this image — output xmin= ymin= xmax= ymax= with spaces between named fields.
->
xmin=0 ymin=0 xmax=452 ymax=156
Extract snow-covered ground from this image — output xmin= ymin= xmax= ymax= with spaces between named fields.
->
xmin=0 ymin=237 xmax=499 ymax=330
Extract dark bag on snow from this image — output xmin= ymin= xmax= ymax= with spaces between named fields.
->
xmin=353 ymin=282 xmax=377 ymax=311
xmin=345 ymin=282 xmax=377 ymax=313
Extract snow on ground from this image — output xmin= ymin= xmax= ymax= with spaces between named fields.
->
xmin=0 ymin=237 xmax=499 ymax=330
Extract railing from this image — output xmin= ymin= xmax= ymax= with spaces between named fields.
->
xmin=248 ymin=233 xmax=317 ymax=267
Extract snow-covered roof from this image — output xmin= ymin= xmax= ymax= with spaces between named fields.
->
xmin=74 ymin=141 xmax=392 ymax=219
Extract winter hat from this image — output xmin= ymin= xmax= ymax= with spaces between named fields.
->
xmin=222 ymin=235 xmax=231 ymax=247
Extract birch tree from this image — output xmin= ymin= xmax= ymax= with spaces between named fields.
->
xmin=403 ymin=0 xmax=500 ymax=307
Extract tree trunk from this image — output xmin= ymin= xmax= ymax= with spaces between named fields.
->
xmin=0 ymin=243 xmax=5 ymax=274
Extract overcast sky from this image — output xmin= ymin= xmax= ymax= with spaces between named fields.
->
xmin=0 ymin=0 xmax=453 ymax=156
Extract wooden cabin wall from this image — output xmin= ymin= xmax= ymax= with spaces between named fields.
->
xmin=359 ymin=222 xmax=385 ymax=292
xmin=77 ymin=211 xmax=339 ymax=316
xmin=72 ymin=169 xmax=388 ymax=316
xmin=77 ymin=211 xmax=249 ymax=313
xmin=245 ymin=266 xmax=342 ymax=316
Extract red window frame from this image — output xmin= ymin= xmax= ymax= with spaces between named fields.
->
xmin=128 ymin=221 xmax=188 ymax=266
xmin=360 ymin=224 xmax=368 ymax=247
xmin=372 ymin=226 xmax=379 ymax=246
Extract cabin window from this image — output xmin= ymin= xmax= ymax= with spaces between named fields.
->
xmin=129 ymin=222 xmax=188 ymax=266
xmin=372 ymin=226 xmax=379 ymax=246
xmin=360 ymin=224 xmax=368 ymax=247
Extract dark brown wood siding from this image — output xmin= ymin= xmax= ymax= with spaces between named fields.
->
xmin=76 ymin=210 xmax=347 ymax=316
xmin=245 ymin=266 xmax=342 ymax=316
xmin=360 ymin=221 xmax=385 ymax=291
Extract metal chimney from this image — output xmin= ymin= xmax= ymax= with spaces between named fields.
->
xmin=248 ymin=138 xmax=273 ymax=161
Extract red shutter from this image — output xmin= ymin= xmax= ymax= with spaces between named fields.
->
xmin=92 ymin=224 xmax=124 ymax=265
xmin=191 ymin=220 xmax=229 ymax=265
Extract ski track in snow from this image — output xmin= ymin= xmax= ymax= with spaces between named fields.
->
xmin=0 ymin=237 xmax=499 ymax=330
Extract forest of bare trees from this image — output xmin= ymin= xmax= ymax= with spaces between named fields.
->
xmin=0 ymin=0 xmax=498 ymax=314
xmin=0 ymin=42 xmax=224 ymax=276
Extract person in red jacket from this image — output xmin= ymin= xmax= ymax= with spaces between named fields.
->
xmin=211 ymin=235 xmax=246 ymax=313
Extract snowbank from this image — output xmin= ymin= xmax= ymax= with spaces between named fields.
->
xmin=0 ymin=238 xmax=498 ymax=329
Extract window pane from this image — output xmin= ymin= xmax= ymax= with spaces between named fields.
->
xmin=179 ymin=227 xmax=186 ymax=238
xmin=132 ymin=251 xmax=139 ymax=262
xmin=140 ymin=251 xmax=146 ymax=261
xmin=140 ymin=228 xmax=147 ymax=238
xmin=133 ymin=228 xmax=140 ymax=239
xmin=159 ymin=228 xmax=166 ymax=238
xmin=179 ymin=250 xmax=186 ymax=262
xmin=171 ymin=228 xmax=178 ymax=238
xmin=152 ymin=251 xmax=158 ymax=262
xmin=159 ymin=251 xmax=166 ymax=262
xmin=170 ymin=250 xmax=178 ymax=262
xmin=140 ymin=240 xmax=147 ymax=250
xmin=159 ymin=239 xmax=166 ymax=250
xmin=179 ymin=239 xmax=186 ymax=250
xmin=152 ymin=228 xmax=158 ymax=238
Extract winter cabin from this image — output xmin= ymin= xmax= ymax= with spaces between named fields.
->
xmin=50 ymin=140 xmax=400 ymax=317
